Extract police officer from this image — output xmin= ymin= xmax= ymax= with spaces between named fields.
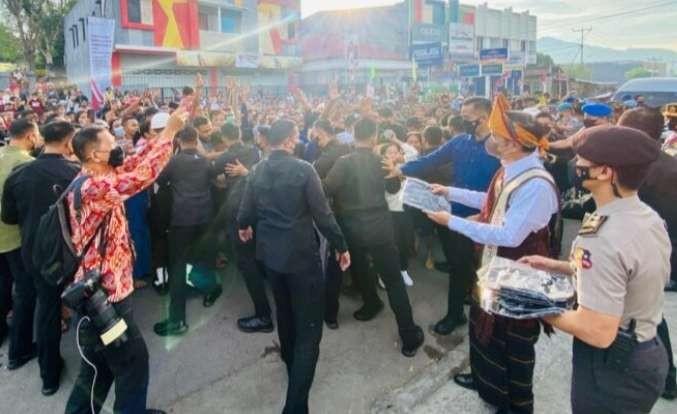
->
xmin=521 ymin=125 xmax=670 ymax=413
xmin=237 ymin=119 xmax=350 ymax=414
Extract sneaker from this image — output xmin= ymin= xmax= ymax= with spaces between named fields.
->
xmin=401 ymin=271 xmax=414 ymax=287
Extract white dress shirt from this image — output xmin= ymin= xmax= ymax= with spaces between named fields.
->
xmin=446 ymin=152 xmax=559 ymax=248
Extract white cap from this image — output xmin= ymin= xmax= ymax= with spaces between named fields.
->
xmin=150 ymin=112 xmax=170 ymax=129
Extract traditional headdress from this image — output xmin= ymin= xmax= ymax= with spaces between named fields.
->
xmin=488 ymin=95 xmax=549 ymax=152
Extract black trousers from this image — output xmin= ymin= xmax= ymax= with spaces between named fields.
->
xmin=571 ymin=337 xmax=667 ymax=414
xmin=391 ymin=212 xmax=414 ymax=272
xmin=266 ymin=265 xmax=325 ymax=414
xmin=3 ymin=248 xmax=36 ymax=361
xmin=231 ymin=231 xmax=271 ymax=318
xmin=0 ymin=251 xmax=13 ymax=340
xmin=324 ymin=253 xmax=342 ymax=323
xmin=66 ymin=299 xmax=150 ymax=414
xmin=33 ymin=272 xmax=64 ymax=387
xmin=657 ymin=317 xmax=677 ymax=392
xmin=167 ymin=224 xmax=217 ymax=323
xmin=437 ymin=227 xmax=476 ymax=321
xmin=348 ymin=242 xmax=418 ymax=338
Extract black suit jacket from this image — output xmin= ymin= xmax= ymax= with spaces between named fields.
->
xmin=237 ymin=150 xmax=347 ymax=274
xmin=1 ymin=154 xmax=80 ymax=271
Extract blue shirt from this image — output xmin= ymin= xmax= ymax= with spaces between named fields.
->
xmin=400 ymin=134 xmax=500 ymax=217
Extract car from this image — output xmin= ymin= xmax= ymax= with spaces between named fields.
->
xmin=612 ymin=77 xmax=677 ymax=108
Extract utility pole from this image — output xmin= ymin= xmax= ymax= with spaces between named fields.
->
xmin=572 ymin=27 xmax=592 ymax=66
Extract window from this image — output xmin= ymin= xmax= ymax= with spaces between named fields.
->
xmin=127 ymin=0 xmax=153 ymax=25
xmin=502 ymin=39 xmax=509 ymax=49
xmin=220 ymin=9 xmax=242 ymax=34
xmin=199 ymin=5 xmax=219 ymax=31
xmin=476 ymin=36 xmax=484 ymax=51
xmin=521 ymin=40 xmax=527 ymax=52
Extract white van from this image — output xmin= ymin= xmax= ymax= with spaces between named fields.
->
xmin=613 ymin=77 xmax=677 ymax=108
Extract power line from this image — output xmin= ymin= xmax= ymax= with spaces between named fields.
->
xmin=572 ymin=27 xmax=592 ymax=66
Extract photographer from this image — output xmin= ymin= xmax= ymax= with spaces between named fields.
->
xmin=64 ymin=109 xmax=187 ymax=414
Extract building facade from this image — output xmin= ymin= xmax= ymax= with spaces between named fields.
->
xmin=65 ymin=0 xmax=301 ymax=96
xmin=64 ymin=1 xmax=538 ymax=99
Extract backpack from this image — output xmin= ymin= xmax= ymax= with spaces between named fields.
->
xmin=33 ymin=175 xmax=110 ymax=286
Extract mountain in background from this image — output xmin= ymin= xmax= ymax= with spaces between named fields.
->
xmin=537 ymin=37 xmax=677 ymax=64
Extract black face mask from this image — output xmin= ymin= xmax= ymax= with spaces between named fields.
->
xmin=462 ymin=119 xmax=480 ymax=136
xmin=108 ymin=146 xmax=125 ymax=168
xmin=568 ymin=161 xmax=594 ymax=191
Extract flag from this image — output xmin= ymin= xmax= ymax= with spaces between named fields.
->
xmin=369 ymin=64 xmax=377 ymax=80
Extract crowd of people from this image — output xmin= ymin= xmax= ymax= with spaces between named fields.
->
xmin=1 ymin=74 xmax=677 ymax=414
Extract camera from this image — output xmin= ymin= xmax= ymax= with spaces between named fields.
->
xmin=62 ymin=270 xmax=128 ymax=347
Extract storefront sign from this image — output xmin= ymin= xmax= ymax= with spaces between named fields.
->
xmin=480 ymin=48 xmax=508 ymax=64
xmin=449 ymin=22 xmax=475 ymax=60
xmin=481 ymin=63 xmax=504 ymax=76
xmin=458 ymin=64 xmax=480 ymax=77
xmin=411 ymin=42 xmax=443 ymax=66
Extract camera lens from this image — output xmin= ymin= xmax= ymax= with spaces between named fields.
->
xmin=86 ymin=290 xmax=129 ymax=346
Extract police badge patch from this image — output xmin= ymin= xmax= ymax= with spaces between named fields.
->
xmin=573 ymin=247 xmax=593 ymax=269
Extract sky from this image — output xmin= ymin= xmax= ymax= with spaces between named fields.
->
xmin=301 ymin=0 xmax=677 ymax=51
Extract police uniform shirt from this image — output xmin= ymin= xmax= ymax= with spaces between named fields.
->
xmin=571 ymin=195 xmax=671 ymax=341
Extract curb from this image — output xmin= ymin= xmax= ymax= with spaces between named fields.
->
xmin=370 ymin=334 xmax=470 ymax=414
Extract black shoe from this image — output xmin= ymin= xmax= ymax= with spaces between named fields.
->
xmin=325 ymin=320 xmax=339 ymax=330
xmin=153 ymin=320 xmax=189 ymax=337
xmin=665 ymin=280 xmax=677 ymax=292
xmin=41 ymin=358 xmax=64 ymax=396
xmin=353 ymin=301 xmax=384 ymax=321
xmin=434 ymin=261 xmax=450 ymax=273
xmin=152 ymin=282 xmax=169 ymax=296
xmin=42 ymin=384 xmax=59 ymax=396
xmin=237 ymin=316 xmax=274 ymax=333
xmin=203 ymin=287 xmax=223 ymax=308
xmin=0 ymin=326 xmax=6 ymax=348
xmin=401 ymin=326 xmax=424 ymax=358
xmin=7 ymin=348 xmax=37 ymax=371
xmin=453 ymin=373 xmax=476 ymax=391
xmin=663 ymin=386 xmax=677 ymax=400
xmin=146 ymin=410 xmax=167 ymax=414
xmin=432 ymin=314 xmax=468 ymax=336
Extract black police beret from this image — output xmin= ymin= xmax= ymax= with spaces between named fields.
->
xmin=573 ymin=125 xmax=660 ymax=167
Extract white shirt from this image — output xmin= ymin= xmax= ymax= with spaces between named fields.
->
xmin=446 ymin=152 xmax=559 ymax=248
xmin=337 ymin=131 xmax=353 ymax=145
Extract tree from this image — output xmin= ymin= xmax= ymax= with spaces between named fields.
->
xmin=536 ymin=53 xmax=555 ymax=68
xmin=625 ymin=67 xmax=652 ymax=80
xmin=562 ymin=64 xmax=592 ymax=81
xmin=1 ymin=0 xmax=76 ymax=71
xmin=0 ymin=23 xmax=21 ymax=62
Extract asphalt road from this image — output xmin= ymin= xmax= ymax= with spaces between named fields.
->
xmin=1 ymin=219 xmax=675 ymax=413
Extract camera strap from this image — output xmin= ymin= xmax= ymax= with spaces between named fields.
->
xmin=95 ymin=213 xmax=113 ymax=274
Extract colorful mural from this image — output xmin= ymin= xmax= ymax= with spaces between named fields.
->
xmin=301 ymin=5 xmax=408 ymax=62
xmin=257 ymin=0 xmax=300 ymax=56
xmin=152 ymin=0 xmax=200 ymax=49
xmin=408 ymin=0 xmax=446 ymax=26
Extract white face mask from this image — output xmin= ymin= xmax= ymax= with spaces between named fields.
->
xmin=113 ymin=126 xmax=124 ymax=138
